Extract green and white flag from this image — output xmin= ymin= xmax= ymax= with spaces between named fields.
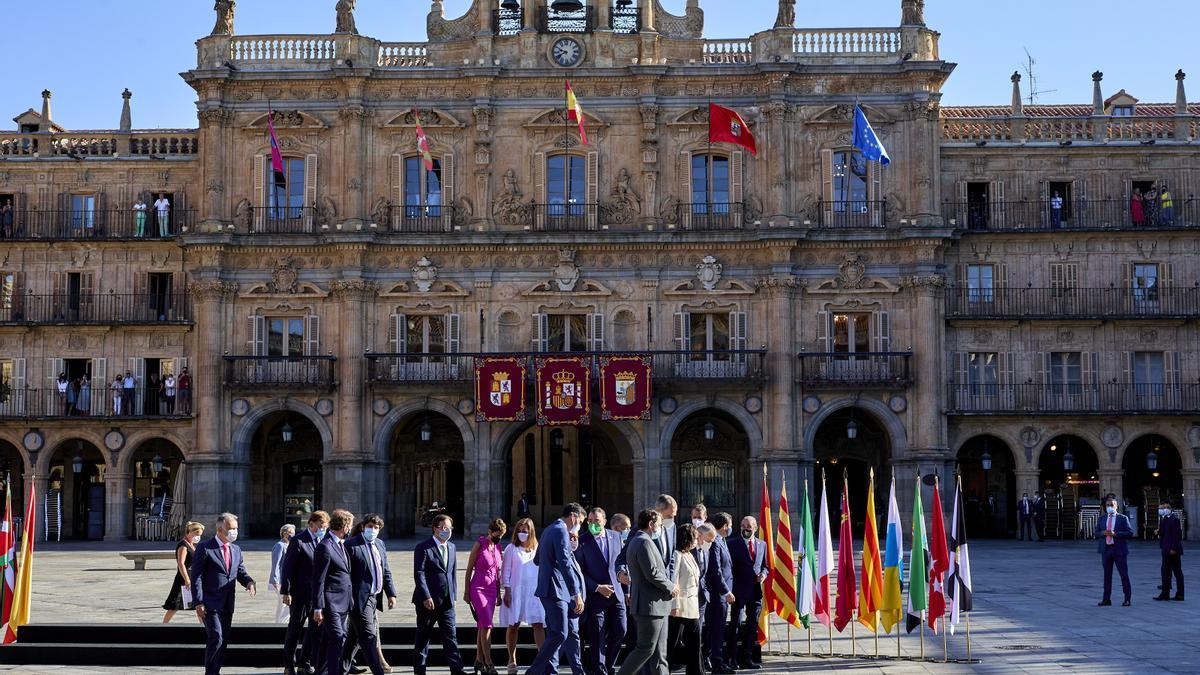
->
xmin=905 ymin=474 xmax=929 ymax=633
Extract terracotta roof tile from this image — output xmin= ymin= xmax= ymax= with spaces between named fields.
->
xmin=942 ymin=103 xmax=1200 ymax=118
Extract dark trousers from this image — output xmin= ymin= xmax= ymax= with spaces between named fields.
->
xmin=341 ymin=595 xmax=385 ymax=675
xmin=414 ymin=597 xmax=463 ymax=674
xmin=1018 ymin=515 xmax=1035 ymax=541
xmin=202 ymin=609 xmax=233 ymax=675
xmin=529 ymin=597 xmax=576 ymax=675
xmin=668 ymin=616 xmax=704 ymax=675
xmin=283 ymin=597 xmax=316 ymax=667
xmin=703 ymin=599 xmax=728 ymax=668
xmin=322 ymin=610 xmax=352 ymax=675
xmin=585 ymin=596 xmax=627 ymax=675
xmin=1101 ymin=549 xmax=1131 ymax=602
xmin=726 ymin=598 xmax=761 ymax=665
xmin=1161 ymin=553 xmax=1185 ymax=597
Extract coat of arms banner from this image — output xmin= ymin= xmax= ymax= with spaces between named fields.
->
xmin=475 ymin=357 xmax=526 ymax=422
xmin=535 ymin=356 xmax=591 ymax=426
xmin=600 ymin=355 xmax=652 ymax=421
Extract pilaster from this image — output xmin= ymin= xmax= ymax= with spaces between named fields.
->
xmin=104 ymin=471 xmax=131 ymax=541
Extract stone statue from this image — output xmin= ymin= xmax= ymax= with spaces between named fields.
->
xmin=212 ymin=0 xmax=235 ymax=36
xmin=335 ymin=0 xmax=358 ymax=34
xmin=901 ymin=0 xmax=925 ymax=25
xmin=371 ymin=197 xmax=391 ymax=226
xmin=774 ymin=0 xmax=795 ymax=28
xmin=232 ymin=198 xmax=252 ymax=229
xmin=493 ymin=169 xmax=530 ymax=227
xmin=601 ymin=168 xmax=643 ymax=225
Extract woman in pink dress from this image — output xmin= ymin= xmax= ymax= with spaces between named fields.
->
xmin=465 ymin=518 xmax=506 ymax=675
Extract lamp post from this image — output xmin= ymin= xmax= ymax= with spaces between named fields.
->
xmin=151 ymin=454 xmax=164 ymax=475
xmin=1147 ymin=446 xmax=1159 ymax=471
xmin=846 ymin=420 xmax=858 ymax=439
xmin=72 ymin=440 xmax=84 ymax=474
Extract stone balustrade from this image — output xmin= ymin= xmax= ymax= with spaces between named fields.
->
xmin=702 ymin=40 xmax=754 ymax=64
xmin=377 ymin=43 xmax=429 ymax=68
xmin=228 ymin=35 xmax=338 ymax=64
xmin=0 ymin=131 xmax=198 ymax=158
xmin=792 ymin=28 xmax=902 ymax=55
xmin=944 ymin=114 xmax=1196 ymax=145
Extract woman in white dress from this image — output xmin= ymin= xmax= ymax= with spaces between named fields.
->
xmin=500 ymin=517 xmax=544 ymax=674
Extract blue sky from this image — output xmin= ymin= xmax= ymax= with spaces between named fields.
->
xmin=1 ymin=0 xmax=1194 ymax=130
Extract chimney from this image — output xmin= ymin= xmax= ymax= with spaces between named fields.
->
xmin=39 ymin=89 xmax=52 ymax=132
xmin=1092 ymin=71 xmax=1104 ymax=116
xmin=120 ymin=89 xmax=133 ymax=132
xmin=1176 ymin=69 xmax=1187 ymax=114
xmin=1011 ymin=71 xmax=1023 ymax=116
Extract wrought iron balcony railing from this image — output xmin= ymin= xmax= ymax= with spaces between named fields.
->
xmin=0 ymin=387 xmax=191 ymax=419
xmin=797 ymin=352 xmax=913 ymax=388
xmin=384 ymin=204 xmax=458 ymax=233
xmin=946 ymin=383 xmax=1200 ymax=415
xmin=611 ymin=5 xmax=640 ymax=34
xmin=492 ymin=6 xmax=523 ymax=36
xmin=0 ymin=209 xmax=195 ymax=240
xmin=530 ymin=203 xmax=600 ymax=232
xmin=673 ymin=203 xmax=744 ymax=231
xmin=0 ymin=293 xmax=192 ymax=324
xmin=247 ymin=206 xmax=319 ymax=234
xmin=538 ymin=5 xmax=594 ymax=33
xmin=944 ymin=198 xmax=1200 ymax=232
xmin=223 ymin=356 xmax=337 ymax=391
xmin=815 ymin=200 xmax=887 ymax=228
xmin=946 ymin=286 xmax=1200 ymax=320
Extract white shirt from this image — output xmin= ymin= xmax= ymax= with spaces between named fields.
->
xmin=154 ymin=198 xmax=171 ymax=213
xmin=133 ymin=202 xmax=147 ymax=212
xmin=1050 ymin=196 xmax=1063 ymax=209
xmin=123 ymin=375 xmax=135 ymax=388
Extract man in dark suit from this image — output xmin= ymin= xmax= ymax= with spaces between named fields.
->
xmin=576 ymin=507 xmax=627 ymax=675
xmin=616 ymin=509 xmax=678 ymax=675
xmin=704 ymin=513 xmax=736 ymax=675
xmin=312 ymin=509 xmax=358 ymax=675
xmin=190 ymin=513 xmax=256 ymax=675
xmin=412 ymin=514 xmax=467 ymax=675
xmin=618 ymin=494 xmax=679 ymax=583
xmin=518 ymin=493 xmax=531 ymax=519
xmin=1154 ymin=498 xmax=1184 ymax=601
xmin=725 ymin=515 xmax=766 ymax=670
xmin=281 ymin=510 xmax=330 ymax=675
xmin=1033 ymin=493 xmax=1046 ymax=541
xmin=691 ymin=524 xmax=714 ymax=658
xmin=1094 ymin=497 xmax=1134 ymax=606
xmin=528 ymin=502 xmax=587 ymax=675
xmin=1017 ymin=493 xmax=1034 ymax=541
xmin=339 ymin=514 xmax=396 ymax=675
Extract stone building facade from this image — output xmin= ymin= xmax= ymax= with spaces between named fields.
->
xmin=0 ymin=0 xmax=1196 ymax=541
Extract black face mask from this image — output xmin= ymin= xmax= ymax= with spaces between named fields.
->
xmin=741 ymin=529 xmax=754 ymax=539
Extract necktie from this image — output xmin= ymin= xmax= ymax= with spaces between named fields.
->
xmin=222 ymin=542 xmax=231 ymax=571
xmin=598 ymin=534 xmax=607 ymax=563
xmin=749 ymin=539 xmax=755 ymax=559
xmin=1106 ymin=515 xmax=1115 ymax=545
xmin=370 ymin=543 xmax=383 ymax=596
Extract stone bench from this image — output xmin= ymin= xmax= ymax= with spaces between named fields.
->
xmin=120 ymin=550 xmax=177 ymax=571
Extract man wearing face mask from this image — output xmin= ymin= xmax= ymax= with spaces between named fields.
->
xmin=1154 ymin=499 xmax=1184 ymax=601
xmin=190 ymin=513 xmax=256 ymax=675
xmin=1094 ymin=497 xmax=1134 ymax=607
xmin=725 ymin=516 xmax=766 ymax=670
xmin=704 ymin=513 xmax=735 ymax=675
xmin=691 ymin=504 xmax=708 ymax=530
xmin=577 ymin=507 xmax=627 ymax=675
xmin=1017 ymin=493 xmax=1034 ymax=541
xmin=527 ymin=502 xmax=587 ymax=675
xmin=616 ymin=509 xmax=679 ymax=675
xmin=412 ymin=515 xmax=467 ymax=675
xmin=341 ymin=514 xmax=396 ymax=675
xmin=281 ymin=510 xmax=331 ymax=675
xmin=312 ymin=509 xmax=359 ymax=675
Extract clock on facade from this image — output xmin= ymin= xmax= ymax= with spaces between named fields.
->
xmin=550 ymin=37 xmax=584 ymax=68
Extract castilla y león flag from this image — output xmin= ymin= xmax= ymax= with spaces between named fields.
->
xmin=475 ymin=357 xmax=526 ymax=422
xmin=599 ymin=355 xmax=651 ymax=421
xmin=536 ymin=356 xmax=590 ymax=426
xmin=708 ymin=103 xmax=757 ymax=155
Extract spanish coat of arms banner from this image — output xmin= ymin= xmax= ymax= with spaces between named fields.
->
xmin=599 ymin=355 xmax=652 ymax=421
xmin=475 ymin=357 xmax=526 ymax=422
xmin=535 ymin=356 xmax=591 ymax=426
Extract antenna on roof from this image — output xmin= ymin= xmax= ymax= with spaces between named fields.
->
xmin=1022 ymin=47 xmax=1057 ymax=105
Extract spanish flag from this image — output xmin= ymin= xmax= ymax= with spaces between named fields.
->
xmin=772 ymin=474 xmax=803 ymax=628
xmin=858 ymin=468 xmax=884 ymax=632
xmin=3 ymin=482 xmax=35 ymax=644
xmin=756 ymin=464 xmax=775 ymax=645
xmin=565 ymin=80 xmax=589 ymax=145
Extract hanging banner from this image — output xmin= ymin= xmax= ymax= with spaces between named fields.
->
xmin=536 ymin=356 xmax=590 ymax=426
xmin=600 ymin=355 xmax=652 ymax=421
xmin=475 ymin=357 xmax=526 ymax=422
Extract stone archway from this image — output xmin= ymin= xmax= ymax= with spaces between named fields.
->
xmin=231 ymin=398 xmax=333 ymax=464
xmin=1037 ymin=434 xmax=1100 ymax=539
xmin=669 ymin=409 xmax=753 ymax=520
xmin=124 ymin=437 xmax=186 ymax=539
xmin=45 ymin=438 xmax=106 ymax=540
xmin=811 ymin=406 xmax=893 ymax=534
xmin=1122 ymin=434 xmax=1184 ymax=534
xmin=956 ymin=435 xmax=1017 ymax=538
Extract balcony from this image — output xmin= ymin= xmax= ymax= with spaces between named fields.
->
xmin=247 ymin=206 xmax=318 ymax=234
xmin=537 ymin=6 xmax=594 ymax=33
xmin=797 ymin=352 xmax=913 ymax=388
xmin=366 ymin=350 xmax=767 ymax=387
xmin=223 ymin=356 xmax=337 ymax=391
xmin=947 ymin=287 xmax=1200 ymax=320
xmin=492 ymin=6 xmax=523 ymax=36
xmin=530 ymin=203 xmax=601 ymax=232
xmin=944 ymin=199 xmax=1200 ymax=232
xmin=673 ymin=203 xmax=744 ymax=231
xmin=0 ymin=130 xmax=199 ymax=158
xmin=0 ymin=209 xmax=195 ymax=240
xmin=0 ymin=387 xmax=190 ymax=420
xmin=815 ymin=200 xmax=887 ymax=229
xmin=384 ymin=204 xmax=459 ymax=233
xmin=0 ymin=293 xmax=192 ymax=325
xmin=610 ymin=5 xmax=640 ymax=34
xmin=946 ymin=383 xmax=1200 ymax=415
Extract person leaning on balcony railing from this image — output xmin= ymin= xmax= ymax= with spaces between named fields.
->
xmin=163 ymin=372 xmax=177 ymax=415
xmin=122 ymin=370 xmax=136 ymax=415
xmin=1131 ymin=190 xmax=1146 ymax=226
xmin=56 ymin=372 xmax=68 ymax=415
xmin=133 ymin=196 xmax=148 ymax=237
xmin=177 ymin=367 xmax=192 ymax=415
xmin=1160 ymin=184 xmax=1175 ymax=225
xmin=154 ymin=193 xmax=171 ymax=237
xmin=1049 ymin=191 xmax=1064 ymax=229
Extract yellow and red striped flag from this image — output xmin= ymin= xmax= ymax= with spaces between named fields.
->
xmin=756 ymin=464 xmax=776 ymax=645
xmin=565 ymin=80 xmax=589 ymax=145
xmin=3 ymin=482 xmax=35 ymax=644
xmin=858 ymin=468 xmax=884 ymax=632
xmin=772 ymin=473 xmax=803 ymax=628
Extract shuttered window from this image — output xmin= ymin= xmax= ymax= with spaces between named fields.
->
xmin=266 ymin=158 xmax=306 ymax=218
xmin=403 ymin=156 xmax=443 ymax=214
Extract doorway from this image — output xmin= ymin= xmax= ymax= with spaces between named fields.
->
xmin=249 ymin=412 xmax=324 ymax=537
xmin=48 ymin=440 xmax=106 ymax=540
xmin=966 ymin=182 xmax=989 ymax=229
xmin=148 ymin=273 xmax=173 ymax=321
xmin=812 ymin=408 xmax=892 ymax=534
xmin=1048 ymin=181 xmax=1073 ymax=227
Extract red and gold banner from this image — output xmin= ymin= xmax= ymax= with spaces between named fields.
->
xmin=475 ymin=357 xmax=526 ymax=422
xmin=535 ymin=356 xmax=590 ymax=426
xmin=599 ymin=355 xmax=652 ymax=421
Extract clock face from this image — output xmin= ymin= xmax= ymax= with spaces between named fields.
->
xmin=552 ymin=37 xmax=583 ymax=68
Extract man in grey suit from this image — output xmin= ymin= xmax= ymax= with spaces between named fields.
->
xmin=617 ymin=509 xmax=678 ymax=675
xmin=527 ymin=502 xmax=587 ymax=675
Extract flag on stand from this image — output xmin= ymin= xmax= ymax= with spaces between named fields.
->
xmin=814 ymin=473 xmax=833 ymax=628
xmin=833 ymin=480 xmax=858 ymax=632
xmin=0 ymin=480 xmax=14 ymax=641
xmin=3 ymin=482 xmax=35 ymax=644
xmin=905 ymin=476 xmax=928 ymax=634
xmin=772 ymin=474 xmax=802 ymax=628
xmin=266 ymin=105 xmax=287 ymax=189
xmin=797 ymin=479 xmax=818 ymax=629
xmin=852 ymin=104 xmax=890 ymax=165
xmin=756 ymin=465 xmax=776 ymax=645
xmin=565 ymin=80 xmax=589 ymax=145
xmin=708 ymin=103 xmax=757 ymax=155
xmin=927 ymin=477 xmax=950 ymax=633
xmin=858 ymin=468 xmax=883 ymax=632
xmin=880 ymin=474 xmax=904 ymax=633
xmin=414 ymin=108 xmax=434 ymax=171
xmin=947 ymin=476 xmax=974 ymax=634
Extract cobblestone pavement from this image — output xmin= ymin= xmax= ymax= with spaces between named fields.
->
xmin=0 ymin=538 xmax=1195 ymax=673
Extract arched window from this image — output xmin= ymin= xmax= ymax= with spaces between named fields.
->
xmin=267 ymin=157 xmax=306 ymax=219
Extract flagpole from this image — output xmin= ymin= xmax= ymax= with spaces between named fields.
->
xmin=874 ymin=611 xmax=879 ymax=658
xmin=919 ymin=613 xmax=925 ymax=661
xmin=943 ymin=617 xmax=949 ymax=662
xmin=850 ymin=611 xmax=856 ymax=658
xmin=966 ymin=612 xmax=972 ymax=662
xmin=807 ymin=624 xmax=812 ymax=657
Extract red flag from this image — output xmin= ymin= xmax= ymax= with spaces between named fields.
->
xmin=928 ymin=477 xmax=950 ymax=633
xmin=266 ymin=105 xmax=287 ymax=189
xmin=756 ymin=465 xmax=776 ymax=645
xmin=414 ymin=108 xmax=434 ymax=172
xmin=833 ymin=480 xmax=858 ymax=632
xmin=0 ymin=479 xmax=14 ymax=640
xmin=3 ymin=481 xmax=34 ymax=644
xmin=708 ymin=103 xmax=757 ymax=155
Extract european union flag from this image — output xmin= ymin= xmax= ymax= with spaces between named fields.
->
xmin=853 ymin=104 xmax=890 ymax=166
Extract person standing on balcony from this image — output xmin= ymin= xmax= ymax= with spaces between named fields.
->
xmin=1160 ymin=184 xmax=1175 ymax=225
xmin=1049 ymin=191 xmax=1064 ymax=229
xmin=1130 ymin=190 xmax=1145 ymax=226
xmin=1145 ymin=186 xmax=1160 ymax=224
xmin=56 ymin=373 xmax=68 ymax=415
xmin=79 ymin=374 xmax=91 ymax=416
xmin=133 ymin=196 xmax=148 ymax=237
xmin=154 ymin=193 xmax=171 ymax=237
xmin=0 ymin=198 xmax=12 ymax=238
xmin=177 ymin=367 xmax=192 ymax=415
xmin=122 ymin=370 xmax=136 ymax=415
xmin=163 ymin=372 xmax=177 ymax=415
xmin=111 ymin=375 xmax=124 ymax=415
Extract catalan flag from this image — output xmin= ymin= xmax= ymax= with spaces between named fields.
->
xmin=880 ymin=473 xmax=904 ymax=633
xmin=858 ymin=468 xmax=884 ymax=632
xmin=756 ymin=464 xmax=775 ymax=645
xmin=797 ymin=479 xmax=818 ymax=629
xmin=414 ymin=108 xmax=434 ymax=172
xmin=266 ymin=104 xmax=287 ymax=189
xmin=3 ymin=482 xmax=34 ymax=644
xmin=772 ymin=474 xmax=802 ymax=628
xmin=565 ymin=80 xmax=589 ymax=145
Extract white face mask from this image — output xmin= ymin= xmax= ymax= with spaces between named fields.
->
xmin=692 ymin=518 xmax=705 ymax=528
xmin=226 ymin=529 xmax=239 ymax=543
xmin=1105 ymin=506 xmax=1117 ymax=515
xmin=700 ymin=541 xmax=712 ymax=552
xmin=569 ymin=522 xmax=581 ymax=535
xmin=570 ymin=538 xmax=579 ymax=552
xmin=191 ymin=535 xmax=201 ymax=545
xmin=1160 ymin=508 xmax=1172 ymax=517
xmin=517 ymin=532 xmax=530 ymax=543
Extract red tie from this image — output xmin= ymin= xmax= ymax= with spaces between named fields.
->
xmin=222 ymin=542 xmax=232 ymax=571
xmin=748 ymin=539 xmax=755 ymax=559
xmin=1106 ymin=515 xmax=1115 ymax=545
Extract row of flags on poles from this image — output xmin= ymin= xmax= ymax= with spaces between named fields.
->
xmin=0 ymin=478 xmax=36 ymax=645
xmin=754 ymin=467 xmax=972 ymax=643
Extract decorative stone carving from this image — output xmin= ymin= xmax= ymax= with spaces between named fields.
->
xmin=493 ymin=169 xmax=530 ymax=227
xmin=774 ymin=0 xmax=795 ymax=28
xmin=836 ymin=255 xmax=868 ymax=288
xmin=889 ymin=395 xmax=908 ymax=413
xmin=743 ymin=194 xmax=764 ymax=223
xmin=268 ymin=257 xmax=300 ymax=295
xmin=315 ymin=399 xmax=335 ymax=416
xmin=744 ymin=396 xmax=763 ymax=414
xmin=552 ymin=249 xmax=581 ymax=292
xmin=802 ymin=395 xmax=821 ymax=414
xmin=696 ymin=256 xmax=723 ymax=291
xmin=600 ymin=168 xmax=642 ymax=225
xmin=1139 ymin=327 xmax=1159 ymax=342
xmin=315 ymin=196 xmax=338 ymax=229
xmin=334 ymin=0 xmax=357 ymax=34
xmin=212 ymin=0 xmax=235 ymax=36
xmin=902 ymin=0 xmax=925 ymax=25
xmin=270 ymin=110 xmax=305 ymax=127
xmin=659 ymin=397 xmax=678 ymax=414
xmin=370 ymin=197 xmax=391 ymax=226
xmin=906 ymin=274 xmax=947 ymax=291
xmin=1101 ymin=424 xmax=1124 ymax=449
xmin=233 ymin=198 xmax=252 ymax=230
xmin=1019 ymin=425 xmax=1041 ymax=448
xmin=427 ymin=0 xmax=479 ymax=43
xmin=451 ymin=197 xmax=474 ymax=228
xmin=659 ymin=196 xmax=681 ymax=225
xmin=23 ymin=430 xmax=44 ymax=453
xmin=104 ymin=429 xmax=125 ymax=452
xmin=457 ymin=398 xmax=475 ymax=415
xmin=231 ymin=399 xmax=250 ymax=416
xmin=372 ymin=399 xmax=390 ymax=416
xmin=654 ymin=0 xmax=704 ymax=39
xmin=330 ymin=279 xmax=375 ymax=300
xmin=190 ymin=280 xmax=238 ymax=301
xmin=412 ymin=256 xmax=439 ymax=293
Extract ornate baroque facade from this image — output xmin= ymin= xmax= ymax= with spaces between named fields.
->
xmin=0 ymin=0 xmax=1196 ymax=540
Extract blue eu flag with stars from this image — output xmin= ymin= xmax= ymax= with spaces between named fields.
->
xmin=853 ymin=105 xmax=890 ymax=166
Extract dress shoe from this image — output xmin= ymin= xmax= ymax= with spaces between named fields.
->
xmin=1175 ymin=596 xmax=1185 ymax=601
xmin=349 ymin=667 xmax=367 ymax=675
xmin=1121 ymin=599 xmax=1131 ymax=606
xmin=1154 ymin=595 xmax=1170 ymax=601
xmin=739 ymin=662 xmax=762 ymax=671
xmin=284 ymin=667 xmax=297 ymax=675
xmin=1097 ymin=599 xmax=1112 ymax=606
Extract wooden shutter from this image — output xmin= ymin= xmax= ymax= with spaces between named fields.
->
xmin=729 ymin=311 xmax=748 ymax=350
xmin=253 ymin=154 xmax=265 ymax=230
xmin=532 ymin=313 xmax=548 ymax=352
xmin=673 ymin=312 xmax=690 ymax=351
xmin=248 ymin=315 xmax=265 ymax=355
xmin=305 ymin=314 xmax=321 ymax=355
xmin=953 ymin=352 xmax=968 ymax=409
xmin=389 ymin=313 xmax=406 ymax=353
xmin=446 ymin=313 xmax=461 ymax=354
xmin=872 ymin=310 xmax=891 ymax=353
xmin=11 ymin=358 xmax=24 ymax=414
xmin=869 ymin=159 xmax=883 ymax=226
xmin=820 ymin=148 xmax=834 ymax=224
xmin=130 ymin=357 xmax=145 ymax=415
xmin=955 ymin=180 xmax=968 ymax=205
xmin=80 ymin=272 xmax=95 ymax=319
xmin=1000 ymin=351 xmax=1015 ymax=408
xmin=586 ymin=150 xmax=599 ymax=229
xmin=391 ymin=154 xmax=403 ymax=227
xmin=95 ymin=192 xmax=109 ymax=234
xmin=534 ymin=152 xmax=547 ymax=212
xmin=52 ymin=272 xmax=65 ymax=301
xmin=442 ymin=152 xmax=456 ymax=230
xmin=1166 ymin=350 xmax=1181 ymax=385
xmin=1161 ymin=262 xmax=1174 ymax=290
xmin=816 ymin=310 xmax=831 ymax=352
xmin=304 ymin=154 xmax=318 ymax=231
xmin=91 ymin=357 xmax=106 ymax=415
xmin=731 ymin=150 xmax=744 ymax=227
xmin=47 ymin=358 xmax=63 ymax=386
xmin=588 ymin=312 xmax=604 ymax=352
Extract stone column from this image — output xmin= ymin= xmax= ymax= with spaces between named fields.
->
xmin=1015 ymin=468 xmax=1039 ymax=499
xmin=760 ymin=274 xmax=799 ymax=463
xmin=30 ymin=472 xmax=48 ymax=542
xmin=104 ymin=469 xmax=131 ymax=541
xmin=190 ymin=281 xmax=237 ymax=460
xmin=332 ymin=279 xmax=373 ymax=458
xmin=1174 ymin=70 xmax=1191 ymax=141
xmin=323 ymin=458 xmax=373 ymax=518
xmin=1098 ymin=469 xmax=1124 ymax=506
xmin=908 ymin=274 xmax=947 ymax=454
xmin=468 ymin=419 xmax=494 ymax=538
xmin=596 ymin=0 xmax=611 ymax=30
xmin=763 ymin=100 xmax=789 ymax=221
xmin=642 ymin=1 xmax=656 ymax=32
xmin=1010 ymin=72 xmax=1026 ymax=141
xmin=197 ymin=108 xmax=233 ymax=232
xmin=188 ymin=459 xmax=249 ymax=535
xmin=1183 ymin=469 xmax=1200 ymax=541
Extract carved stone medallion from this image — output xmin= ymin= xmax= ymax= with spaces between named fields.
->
xmin=412 ymin=256 xmax=439 ymax=293
xmin=696 ymin=256 xmax=723 ymax=291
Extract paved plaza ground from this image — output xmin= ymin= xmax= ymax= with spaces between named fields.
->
xmin=0 ymin=538 xmax=1194 ymax=674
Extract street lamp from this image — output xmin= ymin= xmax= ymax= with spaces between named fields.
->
xmin=1062 ymin=449 xmax=1075 ymax=472
xmin=846 ymin=420 xmax=859 ymax=439
xmin=703 ymin=421 xmax=716 ymax=441
xmin=1147 ymin=446 xmax=1159 ymax=471
xmin=72 ymin=454 xmax=84 ymax=474
xmin=420 ymin=420 xmax=433 ymax=443
xmin=280 ymin=418 xmax=294 ymax=443
xmin=151 ymin=454 xmax=164 ymax=475
xmin=981 ymin=449 xmax=993 ymax=471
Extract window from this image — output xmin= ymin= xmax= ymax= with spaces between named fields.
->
xmin=832 ymin=313 xmax=870 ymax=356
xmin=1132 ymin=263 xmax=1159 ymax=304
xmin=690 ymin=154 xmax=730 ymax=209
xmin=1049 ymin=263 xmax=1078 ymax=297
xmin=405 ymin=315 xmax=446 ymax=361
xmin=71 ymin=194 xmax=95 ymax=232
xmin=832 ymin=150 xmax=868 ymax=212
xmin=1132 ymin=351 xmax=1165 ymax=386
xmin=547 ymin=314 xmax=589 ymax=352
xmin=966 ymin=352 xmax=998 ymax=396
xmin=266 ymin=158 xmax=306 ymax=218
xmin=690 ymin=313 xmax=731 ymax=359
xmin=0 ymin=273 xmax=12 ymax=311
xmin=267 ymin=318 xmax=305 ymax=357
xmin=1047 ymin=352 xmax=1082 ymax=395
xmin=1112 ymin=105 xmax=1135 ymax=117
xmin=546 ymin=155 xmax=586 ymax=209
xmin=404 ymin=156 xmax=442 ymax=216
xmin=966 ymin=265 xmax=994 ymax=303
